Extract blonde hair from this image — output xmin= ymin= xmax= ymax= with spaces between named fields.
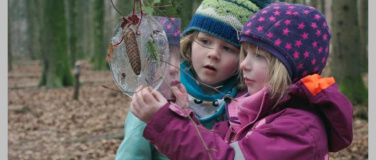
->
xmin=180 ymin=31 xmax=198 ymax=67
xmin=180 ymin=31 xmax=245 ymax=90
xmin=240 ymin=43 xmax=292 ymax=105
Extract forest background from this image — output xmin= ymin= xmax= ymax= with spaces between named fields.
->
xmin=7 ymin=0 xmax=370 ymax=159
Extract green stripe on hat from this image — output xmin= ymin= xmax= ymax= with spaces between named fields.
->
xmin=198 ymin=0 xmax=260 ymax=27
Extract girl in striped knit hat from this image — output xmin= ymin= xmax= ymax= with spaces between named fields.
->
xmin=115 ymin=0 xmax=271 ymax=159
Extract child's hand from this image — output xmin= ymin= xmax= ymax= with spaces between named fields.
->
xmin=130 ymin=86 xmax=168 ymax=123
xmin=171 ymin=84 xmax=189 ymax=109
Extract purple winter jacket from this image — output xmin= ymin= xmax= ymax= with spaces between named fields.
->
xmin=143 ymin=74 xmax=353 ymax=160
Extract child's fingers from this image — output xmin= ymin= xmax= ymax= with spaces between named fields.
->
xmin=131 ymin=89 xmax=143 ymax=111
xmin=151 ymin=89 xmax=167 ymax=103
xmin=171 ymin=86 xmax=180 ymax=96
xmin=130 ymin=103 xmax=138 ymax=116
xmin=132 ymin=85 xmax=146 ymax=106
xmin=131 ymin=103 xmax=145 ymax=121
xmin=171 ymin=84 xmax=187 ymax=98
xmin=134 ymin=86 xmax=147 ymax=107
xmin=177 ymin=83 xmax=187 ymax=94
xmin=130 ymin=98 xmax=141 ymax=117
xmin=171 ymin=84 xmax=189 ymax=108
xmin=142 ymin=87 xmax=158 ymax=104
xmin=135 ymin=85 xmax=144 ymax=93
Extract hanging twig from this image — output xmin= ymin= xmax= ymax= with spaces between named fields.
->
xmin=110 ymin=0 xmax=123 ymax=16
xmin=143 ymin=1 xmax=180 ymax=31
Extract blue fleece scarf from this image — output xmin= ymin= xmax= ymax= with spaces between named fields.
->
xmin=180 ymin=61 xmax=238 ymax=101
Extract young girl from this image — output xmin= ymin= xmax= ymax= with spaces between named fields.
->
xmin=131 ymin=2 xmax=353 ymax=160
xmin=115 ymin=0 xmax=271 ymax=159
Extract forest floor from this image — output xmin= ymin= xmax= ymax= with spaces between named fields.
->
xmin=8 ymin=60 xmax=368 ymax=160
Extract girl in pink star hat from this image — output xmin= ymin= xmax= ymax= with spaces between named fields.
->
xmin=130 ymin=2 xmax=353 ymax=160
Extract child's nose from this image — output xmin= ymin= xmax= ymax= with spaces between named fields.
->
xmin=168 ymin=65 xmax=179 ymax=76
xmin=207 ymin=47 xmax=220 ymax=60
xmin=240 ymin=58 xmax=251 ymax=71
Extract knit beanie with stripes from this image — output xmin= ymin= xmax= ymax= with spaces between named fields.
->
xmin=181 ymin=0 xmax=272 ymax=48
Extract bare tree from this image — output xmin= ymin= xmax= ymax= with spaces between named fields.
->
xmin=65 ymin=0 xmax=79 ymax=67
xmin=75 ymin=0 xmax=93 ymax=60
xmin=358 ymin=0 xmax=368 ymax=73
xmin=331 ymin=0 xmax=368 ymax=105
xmin=92 ymin=0 xmax=107 ymax=70
xmin=8 ymin=8 xmax=12 ymax=71
xmin=39 ymin=0 xmax=73 ymax=88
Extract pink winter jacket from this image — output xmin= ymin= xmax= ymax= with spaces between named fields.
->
xmin=143 ymin=74 xmax=353 ymax=160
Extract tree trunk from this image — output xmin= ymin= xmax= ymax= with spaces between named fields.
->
xmin=331 ymin=0 xmax=367 ymax=105
xmin=75 ymin=0 xmax=86 ymax=60
xmin=309 ymin=0 xmax=325 ymax=13
xmin=310 ymin=0 xmax=317 ymax=8
xmin=104 ymin=0 xmax=119 ymax=59
xmin=80 ymin=0 xmax=93 ymax=60
xmin=358 ymin=0 xmax=368 ymax=73
xmin=180 ymin=0 xmax=195 ymax=29
xmin=316 ymin=0 xmax=323 ymax=13
xmin=292 ymin=0 xmax=304 ymax=4
xmin=73 ymin=63 xmax=80 ymax=100
xmin=92 ymin=0 xmax=107 ymax=70
xmin=39 ymin=0 xmax=74 ymax=88
xmin=320 ymin=0 xmax=325 ymax=14
xmin=26 ymin=0 xmax=41 ymax=60
xmin=10 ymin=0 xmax=28 ymax=61
xmin=65 ymin=0 xmax=79 ymax=67
xmin=8 ymin=12 xmax=12 ymax=71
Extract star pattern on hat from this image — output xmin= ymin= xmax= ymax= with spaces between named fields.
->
xmin=267 ymin=32 xmax=273 ymax=38
xmin=269 ymin=16 xmax=276 ymax=21
xmin=295 ymin=40 xmax=302 ymax=47
xmin=298 ymin=22 xmax=305 ymax=29
xmin=157 ymin=17 xmax=181 ymax=45
xmin=275 ymin=38 xmax=281 ymax=45
xmin=274 ymin=10 xmax=281 ymax=16
xmin=158 ymin=17 xmax=181 ymax=36
xmin=283 ymin=28 xmax=290 ymax=35
xmin=240 ymin=2 xmax=331 ymax=82
xmin=304 ymin=51 xmax=309 ymax=58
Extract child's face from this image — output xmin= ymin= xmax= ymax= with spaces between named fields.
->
xmin=240 ymin=46 xmax=270 ymax=95
xmin=158 ymin=46 xmax=180 ymax=101
xmin=191 ymin=32 xmax=240 ymax=85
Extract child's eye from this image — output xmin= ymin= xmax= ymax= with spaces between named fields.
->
xmin=200 ymin=39 xmax=210 ymax=45
xmin=242 ymin=50 xmax=248 ymax=56
xmin=223 ymin=46 xmax=233 ymax=52
xmin=241 ymin=50 xmax=248 ymax=58
xmin=255 ymin=54 xmax=265 ymax=59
